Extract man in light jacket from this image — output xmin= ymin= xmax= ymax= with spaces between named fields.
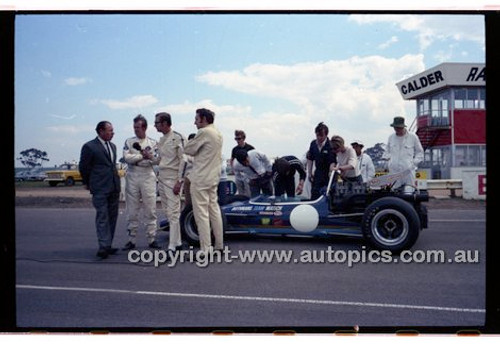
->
xmin=385 ymin=116 xmax=424 ymax=188
xmin=184 ymin=108 xmax=224 ymax=255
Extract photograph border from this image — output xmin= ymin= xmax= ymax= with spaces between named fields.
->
xmin=3 ymin=8 xmax=498 ymax=335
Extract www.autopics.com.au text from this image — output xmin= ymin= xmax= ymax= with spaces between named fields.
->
xmin=127 ymin=246 xmax=480 ymax=268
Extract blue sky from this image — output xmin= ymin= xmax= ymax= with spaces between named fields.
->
xmin=14 ymin=13 xmax=485 ymax=167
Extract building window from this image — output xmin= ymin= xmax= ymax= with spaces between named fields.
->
xmin=454 ymin=145 xmax=486 ymax=167
xmin=454 ymin=88 xmax=485 ymax=110
xmin=467 ymin=145 xmax=480 ymax=166
xmin=422 ymin=146 xmax=451 ymax=167
xmin=480 ymin=145 xmax=486 ymax=166
xmin=430 ymin=91 xmax=450 ymax=126
xmin=455 ymin=146 xmax=466 ymax=166
xmin=479 ymin=88 xmax=486 ymax=109
xmin=465 ymin=89 xmax=476 ymax=108
xmin=417 ymin=98 xmax=430 ymax=116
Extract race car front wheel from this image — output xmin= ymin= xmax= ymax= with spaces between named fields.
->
xmin=362 ymin=197 xmax=420 ymax=253
xmin=180 ymin=204 xmax=227 ymax=247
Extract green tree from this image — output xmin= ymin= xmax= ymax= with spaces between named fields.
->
xmin=17 ymin=148 xmax=49 ymax=168
xmin=365 ymin=143 xmax=386 ymax=171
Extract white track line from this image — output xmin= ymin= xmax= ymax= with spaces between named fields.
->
xmin=17 ymin=284 xmax=485 ymax=314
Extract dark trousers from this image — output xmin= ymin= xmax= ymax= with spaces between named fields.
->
xmin=311 ymin=171 xmax=329 ymax=200
xmin=274 ymin=176 xmax=296 ymax=198
xmin=92 ymin=192 xmax=120 ymax=249
xmin=248 ymin=177 xmax=273 ymax=198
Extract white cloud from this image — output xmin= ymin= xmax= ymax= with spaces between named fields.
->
xmin=45 ymin=124 xmax=94 ymax=134
xmin=378 ymin=36 xmax=398 ymax=49
xmin=64 ymin=77 xmax=92 ymax=86
xmin=49 ymin=113 xmax=77 ymax=121
xmin=98 ymin=95 xmax=159 ymax=110
xmin=198 ymin=54 xmax=424 ymax=121
xmin=41 ymin=70 xmax=52 ymax=78
xmin=348 ymin=14 xmax=484 ymax=50
xmin=195 ymin=54 xmax=424 ymax=158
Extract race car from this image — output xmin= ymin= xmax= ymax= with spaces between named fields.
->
xmin=163 ymin=170 xmax=428 ymax=253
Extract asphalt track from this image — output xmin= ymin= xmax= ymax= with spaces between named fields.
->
xmin=15 ymin=207 xmax=485 ymax=330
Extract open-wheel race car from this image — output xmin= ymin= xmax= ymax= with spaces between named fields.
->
xmin=160 ymin=170 xmax=429 ymax=253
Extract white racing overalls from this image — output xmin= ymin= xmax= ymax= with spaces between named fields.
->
xmin=123 ymin=136 xmax=159 ymax=244
xmin=157 ymin=130 xmax=186 ymax=251
xmin=386 ymin=131 xmax=424 ymax=188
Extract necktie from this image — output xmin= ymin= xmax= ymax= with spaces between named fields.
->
xmin=105 ymin=142 xmax=112 ymax=161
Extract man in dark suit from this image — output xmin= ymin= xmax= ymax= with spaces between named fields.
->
xmin=79 ymin=121 xmax=121 ymax=259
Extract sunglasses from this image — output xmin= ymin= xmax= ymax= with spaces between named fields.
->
xmin=235 ymin=137 xmax=243 ymax=141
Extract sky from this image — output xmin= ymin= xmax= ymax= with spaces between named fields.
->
xmin=14 ymin=13 xmax=485 ymax=167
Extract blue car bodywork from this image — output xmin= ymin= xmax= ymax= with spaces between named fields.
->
xmin=168 ymin=171 xmax=429 ymax=252
xmin=223 ymin=194 xmax=364 ymax=238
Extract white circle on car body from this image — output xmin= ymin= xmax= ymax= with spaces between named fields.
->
xmin=289 ymin=204 xmax=320 ymax=233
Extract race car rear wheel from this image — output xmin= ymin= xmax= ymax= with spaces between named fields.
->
xmin=180 ymin=204 xmax=227 ymax=247
xmin=362 ymin=197 xmax=420 ymax=253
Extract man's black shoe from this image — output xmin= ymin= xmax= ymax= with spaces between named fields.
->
xmin=149 ymin=241 xmax=162 ymax=249
xmin=96 ymin=249 xmax=108 ymax=259
xmin=122 ymin=241 xmax=136 ymax=251
xmin=106 ymin=247 xmax=119 ymax=255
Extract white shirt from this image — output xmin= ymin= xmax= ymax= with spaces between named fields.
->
xmin=336 ymin=146 xmax=359 ymax=179
xmin=358 ymin=153 xmax=375 ymax=183
xmin=233 ymin=150 xmax=272 ymax=179
xmin=97 ymin=136 xmax=114 ymax=162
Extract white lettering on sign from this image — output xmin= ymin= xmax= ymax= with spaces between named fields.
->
xmin=400 ymin=70 xmax=444 ymax=95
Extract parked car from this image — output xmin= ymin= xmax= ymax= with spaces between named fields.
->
xmin=26 ymin=168 xmax=47 ymax=181
xmin=15 ymin=170 xmax=30 ymax=182
xmin=15 ymin=168 xmax=47 ymax=182
xmin=45 ymin=163 xmax=83 ymax=187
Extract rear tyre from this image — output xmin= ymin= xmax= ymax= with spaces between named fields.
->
xmin=362 ymin=197 xmax=420 ymax=253
xmin=65 ymin=177 xmax=75 ymax=186
xmin=180 ymin=204 xmax=227 ymax=247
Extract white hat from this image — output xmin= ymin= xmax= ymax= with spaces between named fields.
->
xmin=351 ymin=140 xmax=364 ymax=147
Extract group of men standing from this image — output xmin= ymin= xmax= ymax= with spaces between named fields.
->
xmin=229 ymin=116 xmax=423 ymax=202
xmin=229 ymin=122 xmax=374 ymax=202
xmin=79 ymin=112 xmax=423 ymax=259
xmin=79 ymin=108 xmax=223 ymax=259
xmin=230 ymin=131 xmax=307 ymax=200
